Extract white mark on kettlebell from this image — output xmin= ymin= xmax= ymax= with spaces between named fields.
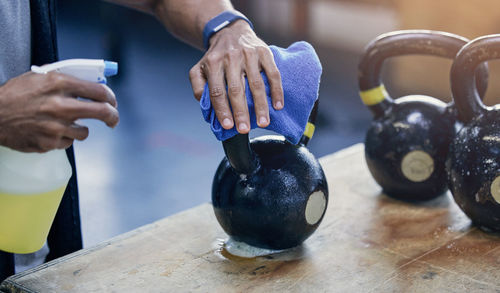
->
xmin=305 ymin=191 xmax=326 ymax=225
xmin=490 ymin=176 xmax=500 ymax=204
xmin=401 ymin=150 xmax=434 ymax=182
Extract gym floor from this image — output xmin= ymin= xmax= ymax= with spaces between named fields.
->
xmin=56 ymin=1 xmax=372 ymax=247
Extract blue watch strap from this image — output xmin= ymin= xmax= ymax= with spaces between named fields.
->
xmin=203 ymin=11 xmax=254 ymax=50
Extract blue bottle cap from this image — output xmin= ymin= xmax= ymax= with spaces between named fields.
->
xmin=104 ymin=61 xmax=118 ymax=77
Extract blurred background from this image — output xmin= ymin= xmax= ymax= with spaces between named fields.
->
xmin=56 ymin=0 xmax=500 ymax=247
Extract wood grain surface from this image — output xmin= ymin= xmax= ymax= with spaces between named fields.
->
xmin=1 ymin=144 xmax=499 ymax=293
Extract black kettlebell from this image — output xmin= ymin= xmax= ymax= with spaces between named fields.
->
xmin=212 ymin=101 xmax=328 ymax=250
xmin=358 ymin=30 xmax=489 ymax=200
xmin=448 ymin=34 xmax=500 ymax=232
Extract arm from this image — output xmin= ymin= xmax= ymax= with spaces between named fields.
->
xmin=104 ymin=0 xmax=284 ymax=133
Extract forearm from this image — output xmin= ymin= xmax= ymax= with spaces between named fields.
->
xmin=104 ymin=0 xmax=234 ymax=49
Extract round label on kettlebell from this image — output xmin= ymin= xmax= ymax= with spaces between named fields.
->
xmin=401 ymin=150 xmax=434 ymax=182
xmin=305 ymin=191 xmax=326 ymax=225
xmin=490 ymin=176 xmax=500 ymax=204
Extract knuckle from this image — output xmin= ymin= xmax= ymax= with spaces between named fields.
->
xmin=210 ymin=86 xmax=225 ymax=98
xmin=250 ymin=79 xmax=264 ymax=90
xmin=205 ymin=52 xmax=222 ymax=66
xmin=41 ymin=122 xmax=62 ymax=136
xmin=38 ymin=102 xmax=52 ymax=115
xmin=51 ymin=124 xmax=65 ymax=137
xmin=96 ymin=84 xmax=109 ymax=98
xmin=189 ymin=66 xmax=200 ymax=79
xmin=40 ymin=139 xmax=58 ymax=152
xmin=46 ymin=72 xmax=67 ymax=89
xmin=268 ymin=70 xmax=281 ymax=80
xmin=228 ymin=83 xmax=242 ymax=96
xmin=109 ymin=106 xmax=120 ymax=124
xmin=254 ymin=96 xmax=269 ymax=107
xmin=95 ymin=104 xmax=109 ymax=118
xmin=271 ymin=85 xmax=283 ymax=95
xmin=41 ymin=96 xmax=65 ymax=114
xmin=51 ymin=96 xmax=67 ymax=110
xmin=61 ymin=140 xmax=74 ymax=149
xmin=232 ymin=110 xmax=247 ymax=120
xmin=256 ymin=45 xmax=271 ymax=56
xmin=102 ymin=103 xmax=116 ymax=119
xmin=215 ymin=110 xmax=230 ymax=120
xmin=242 ymin=47 xmax=256 ymax=57
xmin=226 ymin=49 xmax=240 ymax=61
xmin=81 ymin=129 xmax=90 ymax=140
xmin=193 ymin=89 xmax=204 ymax=100
xmin=100 ymin=105 xmax=119 ymax=126
xmin=188 ymin=67 xmax=197 ymax=79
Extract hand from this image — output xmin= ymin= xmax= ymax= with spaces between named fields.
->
xmin=0 ymin=72 xmax=119 ymax=153
xmin=189 ymin=19 xmax=284 ymax=134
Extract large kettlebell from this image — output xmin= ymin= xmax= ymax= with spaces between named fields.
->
xmin=448 ymin=34 xmax=500 ymax=232
xmin=212 ymin=101 xmax=328 ymax=250
xmin=358 ymin=30 xmax=489 ymax=200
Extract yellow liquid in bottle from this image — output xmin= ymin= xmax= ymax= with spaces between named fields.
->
xmin=0 ymin=185 xmax=66 ymax=254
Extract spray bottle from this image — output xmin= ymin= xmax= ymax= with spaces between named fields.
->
xmin=0 ymin=59 xmax=118 ymax=254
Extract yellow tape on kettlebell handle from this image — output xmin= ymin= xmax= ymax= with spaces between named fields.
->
xmin=359 ymin=85 xmax=388 ymax=106
xmin=304 ymin=122 xmax=316 ymax=139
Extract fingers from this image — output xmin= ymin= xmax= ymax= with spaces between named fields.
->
xmin=63 ymin=99 xmax=119 ymax=128
xmin=189 ymin=62 xmax=207 ymax=101
xmin=0 ymin=72 xmax=118 ymax=153
xmin=200 ymin=47 xmax=282 ymax=134
xmin=39 ymin=73 xmax=119 ymax=127
xmin=244 ymin=48 xmax=269 ymax=128
xmin=37 ymin=136 xmax=74 ymax=152
xmin=225 ymin=50 xmax=250 ymax=133
xmin=56 ymin=123 xmax=89 ymax=150
xmin=63 ymin=123 xmax=89 ymax=141
xmin=259 ymin=47 xmax=284 ymax=110
xmin=35 ymin=122 xmax=91 ymax=152
xmin=56 ymin=137 xmax=75 ymax=150
xmin=42 ymin=97 xmax=119 ymax=128
xmin=45 ymin=72 xmax=118 ymax=107
xmin=205 ymin=53 xmax=234 ymax=130
xmin=33 ymin=121 xmax=90 ymax=152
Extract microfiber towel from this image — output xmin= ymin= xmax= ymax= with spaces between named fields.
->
xmin=200 ymin=41 xmax=322 ymax=144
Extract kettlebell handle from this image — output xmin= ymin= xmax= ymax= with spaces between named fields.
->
xmin=451 ymin=34 xmax=500 ymax=123
xmin=358 ymin=30 xmax=489 ymax=117
xmin=222 ymin=100 xmax=320 ymax=174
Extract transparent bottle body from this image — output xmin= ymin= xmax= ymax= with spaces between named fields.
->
xmin=0 ymin=147 xmax=71 ymax=253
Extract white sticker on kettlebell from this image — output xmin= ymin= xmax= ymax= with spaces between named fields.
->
xmin=491 ymin=176 xmax=500 ymax=204
xmin=401 ymin=150 xmax=434 ymax=182
xmin=305 ymin=191 xmax=326 ymax=225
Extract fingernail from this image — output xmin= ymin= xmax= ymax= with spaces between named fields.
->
xmin=275 ymin=101 xmax=283 ymax=109
xmin=239 ymin=123 xmax=248 ymax=131
xmin=223 ymin=118 xmax=232 ymax=128
xmin=259 ymin=116 xmax=268 ymax=125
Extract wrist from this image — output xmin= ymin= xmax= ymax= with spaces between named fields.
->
xmin=208 ymin=19 xmax=253 ymax=47
xmin=202 ymin=11 xmax=254 ymax=50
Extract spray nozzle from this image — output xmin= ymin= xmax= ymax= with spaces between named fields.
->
xmin=104 ymin=61 xmax=118 ymax=77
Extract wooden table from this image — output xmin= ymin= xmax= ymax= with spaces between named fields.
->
xmin=2 ymin=144 xmax=499 ymax=292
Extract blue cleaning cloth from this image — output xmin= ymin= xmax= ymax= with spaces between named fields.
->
xmin=200 ymin=41 xmax=322 ymax=144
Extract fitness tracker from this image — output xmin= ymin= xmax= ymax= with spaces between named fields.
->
xmin=202 ymin=11 xmax=254 ymax=50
